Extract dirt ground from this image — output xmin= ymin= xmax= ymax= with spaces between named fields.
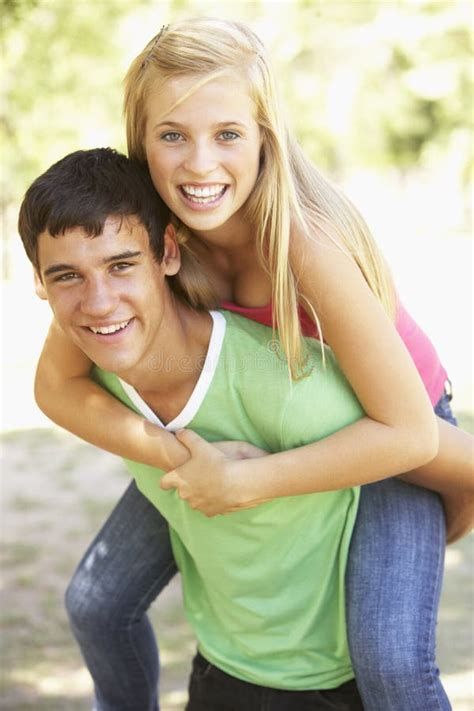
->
xmin=1 ymin=417 xmax=473 ymax=711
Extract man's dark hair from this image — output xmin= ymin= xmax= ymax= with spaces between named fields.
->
xmin=18 ymin=147 xmax=170 ymax=271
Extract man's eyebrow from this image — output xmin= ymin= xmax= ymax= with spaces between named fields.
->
xmin=103 ymin=250 xmax=144 ymax=263
xmin=43 ymin=251 xmax=144 ymax=278
xmin=43 ymin=263 xmax=76 ymax=277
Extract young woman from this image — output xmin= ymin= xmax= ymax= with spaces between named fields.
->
xmin=34 ymin=18 xmax=472 ymax=711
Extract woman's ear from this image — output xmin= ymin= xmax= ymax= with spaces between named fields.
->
xmin=162 ymin=224 xmax=181 ymax=276
xmin=34 ymin=270 xmax=47 ymax=300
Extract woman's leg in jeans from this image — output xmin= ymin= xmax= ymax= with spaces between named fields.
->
xmin=346 ymin=478 xmax=450 ymax=710
xmin=346 ymin=394 xmax=456 ymax=710
xmin=65 ymin=479 xmax=178 ymax=711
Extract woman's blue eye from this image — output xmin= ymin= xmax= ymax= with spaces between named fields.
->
xmin=219 ymin=131 xmax=239 ymax=140
xmin=161 ymin=132 xmax=182 ymax=142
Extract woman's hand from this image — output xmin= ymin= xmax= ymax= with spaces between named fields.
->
xmin=159 ymin=430 xmax=269 ymax=517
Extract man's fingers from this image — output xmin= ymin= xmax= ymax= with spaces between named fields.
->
xmin=175 ymin=429 xmax=211 ymax=454
xmin=160 ymin=472 xmax=179 ymax=490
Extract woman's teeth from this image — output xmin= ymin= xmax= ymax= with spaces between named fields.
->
xmin=181 ymin=184 xmax=226 ymax=203
xmin=89 ymin=320 xmax=130 ymax=335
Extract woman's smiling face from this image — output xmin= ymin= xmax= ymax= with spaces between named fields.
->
xmin=144 ymin=75 xmax=262 ymax=246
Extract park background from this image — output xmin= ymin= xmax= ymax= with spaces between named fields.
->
xmin=1 ymin=0 xmax=472 ymax=709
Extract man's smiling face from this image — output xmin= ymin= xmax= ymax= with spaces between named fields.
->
xmin=36 ymin=216 xmax=179 ymax=377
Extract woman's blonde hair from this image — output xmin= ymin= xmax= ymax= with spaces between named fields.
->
xmin=123 ymin=18 xmax=396 ymax=377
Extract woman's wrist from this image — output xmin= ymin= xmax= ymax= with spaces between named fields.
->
xmin=226 ymin=458 xmax=271 ymax=508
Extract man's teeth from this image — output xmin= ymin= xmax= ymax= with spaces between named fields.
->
xmin=89 ymin=320 xmax=130 ymax=335
xmin=181 ymin=184 xmax=226 ymax=203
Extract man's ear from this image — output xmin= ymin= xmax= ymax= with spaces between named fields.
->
xmin=162 ymin=224 xmax=181 ymax=276
xmin=34 ymin=270 xmax=47 ymax=300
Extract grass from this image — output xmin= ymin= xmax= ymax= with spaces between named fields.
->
xmin=1 ymin=421 xmax=473 ymax=710
xmin=1 ymin=543 xmax=41 ymax=567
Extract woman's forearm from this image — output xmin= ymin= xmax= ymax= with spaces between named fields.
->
xmin=234 ymin=416 xmax=438 ymax=504
xmin=234 ymin=417 xmax=473 ymax=505
xmin=230 ymin=416 xmax=472 ymax=542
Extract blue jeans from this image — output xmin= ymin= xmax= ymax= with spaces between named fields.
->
xmin=66 ymin=394 xmax=455 ymax=711
xmin=66 ymin=484 xmax=176 ymax=711
xmin=346 ymin=391 xmax=454 ymax=711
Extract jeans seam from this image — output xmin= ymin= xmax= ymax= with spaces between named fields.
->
xmin=423 ymin=513 xmax=448 ymax=711
xmin=426 ymin=392 xmax=453 ymax=710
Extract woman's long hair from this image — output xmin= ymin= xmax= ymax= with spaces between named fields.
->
xmin=123 ymin=17 xmax=396 ymax=377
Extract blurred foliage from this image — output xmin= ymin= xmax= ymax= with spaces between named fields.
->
xmin=1 ymin=0 xmax=472 ymax=277
xmin=350 ymin=4 xmax=473 ymax=172
xmin=1 ymin=0 xmax=39 ymax=31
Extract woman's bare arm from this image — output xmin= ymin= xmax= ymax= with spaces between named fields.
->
xmin=160 ymin=229 xmax=472 ymax=520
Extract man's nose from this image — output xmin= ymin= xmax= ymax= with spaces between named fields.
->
xmin=80 ymin=278 xmax=118 ymax=318
xmin=183 ymin=140 xmax=218 ymax=176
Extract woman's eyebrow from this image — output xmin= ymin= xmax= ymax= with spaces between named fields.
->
xmin=152 ymin=120 xmax=248 ymax=130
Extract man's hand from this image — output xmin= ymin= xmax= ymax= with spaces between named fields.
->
xmin=159 ymin=430 xmax=269 ymax=517
xmin=212 ymin=440 xmax=268 ymax=461
xmin=443 ymin=491 xmax=474 ymax=544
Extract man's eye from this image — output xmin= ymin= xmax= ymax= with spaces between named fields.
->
xmin=54 ymin=272 xmax=78 ymax=282
xmin=161 ymin=132 xmax=183 ymax=142
xmin=111 ymin=262 xmax=133 ymax=272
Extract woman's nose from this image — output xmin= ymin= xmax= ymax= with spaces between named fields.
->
xmin=183 ymin=140 xmax=218 ymax=176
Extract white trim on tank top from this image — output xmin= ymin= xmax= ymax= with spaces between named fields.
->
xmin=118 ymin=310 xmax=226 ymax=431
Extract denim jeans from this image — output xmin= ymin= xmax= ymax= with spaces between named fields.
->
xmin=345 ymin=391 xmax=454 ymax=711
xmin=66 ymin=393 xmax=455 ymax=711
xmin=186 ymin=652 xmax=363 ymax=710
xmin=66 ymin=482 xmax=177 ymax=711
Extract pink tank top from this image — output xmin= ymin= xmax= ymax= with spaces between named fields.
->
xmin=220 ymin=300 xmax=447 ymax=406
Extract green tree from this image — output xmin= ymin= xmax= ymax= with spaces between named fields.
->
xmin=1 ymin=0 xmax=151 ymax=277
xmin=350 ymin=2 xmax=472 ymax=172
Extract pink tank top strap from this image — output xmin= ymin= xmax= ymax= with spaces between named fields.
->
xmin=220 ymin=299 xmax=447 ymax=406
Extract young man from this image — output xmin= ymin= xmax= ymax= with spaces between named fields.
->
xmin=19 ymin=148 xmax=364 ymax=710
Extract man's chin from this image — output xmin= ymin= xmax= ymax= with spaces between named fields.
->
xmin=68 ymin=332 xmax=137 ymax=376
xmin=92 ymin=356 xmax=131 ymax=376
xmin=79 ymin=346 xmax=131 ymax=376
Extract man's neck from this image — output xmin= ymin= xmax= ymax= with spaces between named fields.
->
xmin=119 ymin=303 xmax=214 ymax=425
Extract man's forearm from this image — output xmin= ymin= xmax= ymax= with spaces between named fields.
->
xmin=400 ymin=418 xmax=474 ymax=495
xmin=37 ymin=374 xmax=189 ymax=471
